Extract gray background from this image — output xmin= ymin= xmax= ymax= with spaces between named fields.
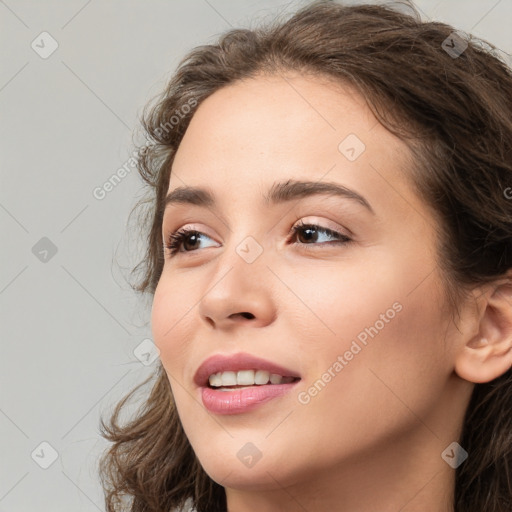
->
xmin=1 ymin=0 xmax=510 ymax=510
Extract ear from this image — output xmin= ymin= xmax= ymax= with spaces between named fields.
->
xmin=454 ymin=274 xmax=512 ymax=384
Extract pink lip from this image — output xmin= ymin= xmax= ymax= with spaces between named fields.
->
xmin=201 ymin=382 xmax=300 ymax=415
xmin=194 ymin=352 xmax=301 ymax=415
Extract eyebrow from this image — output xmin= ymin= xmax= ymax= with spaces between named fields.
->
xmin=163 ymin=179 xmax=375 ymax=215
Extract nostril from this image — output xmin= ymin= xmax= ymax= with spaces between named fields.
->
xmin=234 ymin=312 xmax=254 ymax=320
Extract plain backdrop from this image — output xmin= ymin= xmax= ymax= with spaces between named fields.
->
xmin=1 ymin=1 xmax=511 ymax=510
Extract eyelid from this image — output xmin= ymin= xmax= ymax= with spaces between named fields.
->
xmin=163 ymin=216 xmax=348 ymax=239
xmin=163 ymin=215 xmax=351 ymax=240
xmin=294 ymin=216 xmax=352 ymax=237
xmin=163 ymin=222 xmax=216 ymax=239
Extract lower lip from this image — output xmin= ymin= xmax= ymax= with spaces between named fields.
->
xmin=201 ymin=382 xmax=299 ymax=415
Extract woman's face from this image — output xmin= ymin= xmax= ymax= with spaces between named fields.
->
xmin=151 ymin=74 xmax=469 ymax=497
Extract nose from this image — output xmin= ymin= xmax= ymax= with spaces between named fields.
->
xmin=198 ymin=252 xmax=277 ymax=331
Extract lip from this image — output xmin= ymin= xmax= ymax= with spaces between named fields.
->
xmin=194 ymin=351 xmax=301 ymax=388
xmin=201 ymin=382 xmax=300 ymax=415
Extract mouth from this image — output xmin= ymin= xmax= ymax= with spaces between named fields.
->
xmin=194 ymin=352 xmax=302 ymax=414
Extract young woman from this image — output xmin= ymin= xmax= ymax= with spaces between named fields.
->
xmin=99 ymin=1 xmax=512 ymax=511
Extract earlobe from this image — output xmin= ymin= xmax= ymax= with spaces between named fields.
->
xmin=454 ymin=276 xmax=512 ymax=384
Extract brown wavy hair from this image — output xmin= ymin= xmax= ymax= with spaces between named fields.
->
xmin=98 ymin=1 xmax=512 ymax=510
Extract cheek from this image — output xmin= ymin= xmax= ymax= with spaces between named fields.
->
xmin=274 ymin=252 xmax=415 ymax=366
xmin=294 ymin=264 xmax=450 ymax=446
xmin=286 ymin=249 xmax=450 ymax=414
xmin=151 ymin=279 xmax=204 ymax=426
xmin=151 ymin=276 xmax=196 ymax=373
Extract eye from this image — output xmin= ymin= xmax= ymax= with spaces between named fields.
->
xmin=163 ymin=220 xmax=352 ymax=258
xmin=288 ymin=220 xmax=352 ymax=248
xmin=164 ymin=228 xmax=218 ymax=256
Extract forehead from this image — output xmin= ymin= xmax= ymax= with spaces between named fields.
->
xmin=173 ymin=74 xmax=379 ymax=170
xmin=167 ymin=74 xmax=418 ymax=217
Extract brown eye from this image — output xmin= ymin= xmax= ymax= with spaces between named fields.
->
xmin=289 ymin=221 xmax=351 ymax=246
xmin=165 ymin=229 xmax=217 ymax=255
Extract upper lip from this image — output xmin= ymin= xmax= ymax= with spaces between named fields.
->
xmin=194 ymin=352 xmax=301 ymax=387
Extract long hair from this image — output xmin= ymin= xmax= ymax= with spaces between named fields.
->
xmin=98 ymin=1 xmax=512 ymax=510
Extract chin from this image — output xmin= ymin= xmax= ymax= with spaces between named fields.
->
xmin=201 ymin=456 xmax=289 ymax=491
xmin=197 ymin=436 xmax=316 ymax=493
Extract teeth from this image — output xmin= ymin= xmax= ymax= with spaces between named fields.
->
xmin=208 ymin=370 xmax=297 ymax=388
xmin=221 ymin=371 xmax=237 ymax=386
xmin=270 ymin=373 xmax=283 ymax=384
xmin=255 ymin=370 xmax=270 ymax=385
xmin=237 ymin=370 xmax=255 ymax=385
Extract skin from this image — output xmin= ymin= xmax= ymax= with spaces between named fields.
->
xmin=151 ymin=73 xmax=512 ymax=512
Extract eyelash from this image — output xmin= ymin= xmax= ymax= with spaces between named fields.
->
xmin=164 ymin=220 xmax=352 ymax=257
